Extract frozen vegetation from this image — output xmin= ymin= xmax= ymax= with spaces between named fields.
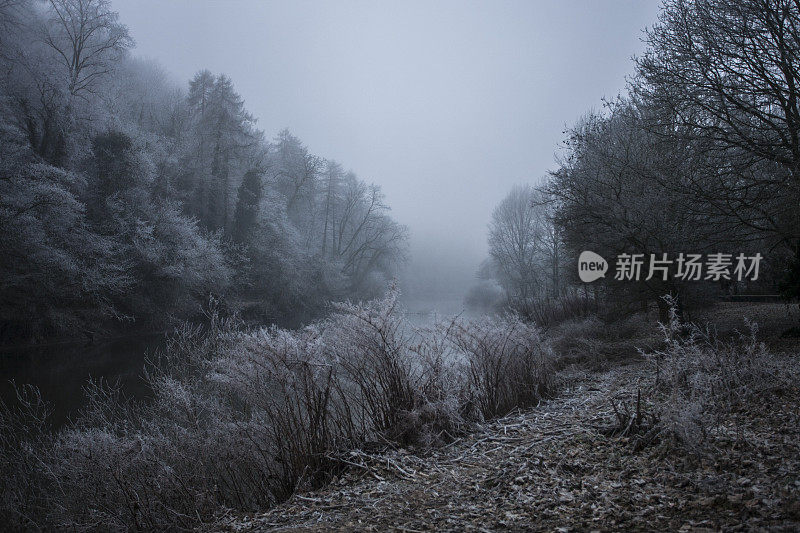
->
xmin=0 ymin=290 xmax=558 ymax=529
xmin=0 ymin=0 xmax=406 ymax=344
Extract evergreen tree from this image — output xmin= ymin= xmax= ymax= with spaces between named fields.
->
xmin=233 ymin=169 xmax=263 ymax=243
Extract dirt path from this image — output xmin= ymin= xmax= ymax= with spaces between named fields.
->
xmin=219 ymin=361 xmax=800 ymax=532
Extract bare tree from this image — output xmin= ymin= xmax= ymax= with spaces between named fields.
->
xmin=42 ymin=0 xmax=133 ymax=97
xmin=636 ymin=0 xmax=800 ymax=244
xmin=488 ymin=184 xmax=552 ymax=313
xmin=328 ymin=174 xmax=407 ymax=295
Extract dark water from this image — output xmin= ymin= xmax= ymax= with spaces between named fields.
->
xmin=0 ymin=334 xmax=165 ymax=428
xmin=0 ymin=298 xmax=478 ymax=431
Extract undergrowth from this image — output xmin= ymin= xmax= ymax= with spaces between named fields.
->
xmin=609 ymin=300 xmax=799 ymax=453
xmin=0 ymin=289 xmax=555 ymax=531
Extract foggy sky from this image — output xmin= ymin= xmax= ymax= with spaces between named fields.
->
xmin=112 ymin=0 xmax=661 ymax=301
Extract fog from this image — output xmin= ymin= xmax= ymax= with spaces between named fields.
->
xmin=113 ymin=0 xmax=661 ymax=303
xmin=5 ymin=1 xmax=800 ymax=528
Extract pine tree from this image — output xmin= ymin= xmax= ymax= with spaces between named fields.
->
xmin=233 ymin=169 xmax=263 ymax=243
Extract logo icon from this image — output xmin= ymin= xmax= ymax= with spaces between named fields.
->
xmin=578 ymin=251 xmax=607 ymax=282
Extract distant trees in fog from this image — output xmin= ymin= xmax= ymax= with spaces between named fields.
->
xmin=481 ymin=0 xmax=800 ymax=320
xmin=0 ymin=0 xmax=406 ymax=342
xmin=486 ymin=185 xmax=563 ymax=315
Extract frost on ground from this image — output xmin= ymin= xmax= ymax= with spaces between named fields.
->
xmin=219 ymin=355 xmax=800 ymax=532
xmin=3 ymin=300 xmax=798 ymax=531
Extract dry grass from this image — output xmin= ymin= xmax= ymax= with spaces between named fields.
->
xmin=548 ymin=312 xmax=660 ymax=370
xmin=694 ymin=301 xmax=800 ymax=349
xmin=216 ymin=362 xmax=800 ymax=532
xmin=644 ymin=304 xmax=800 ymax=450
xmin=0 ymin=290 xmax=557 ymax=531
xmin=526 ymin=292 xmax=598 ymax=327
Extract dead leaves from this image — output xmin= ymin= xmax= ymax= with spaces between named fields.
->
xmin=215 ymin=362 xmax=800 ymax=532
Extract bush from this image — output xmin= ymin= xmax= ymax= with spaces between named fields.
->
xmin=450 ymin=315 xmax=555 ymax=419
xmin=526 ymin=292 xmax=597 ymax=328
xmin=0 ymin=290 xmax=557 ymax=530
xmin=549 ymin=313 xmax=655 ymax=370
xmin=0 ymin=385 xmax=55 ymax=530
xmin=645 ymin=304 xmax=799 ymax=449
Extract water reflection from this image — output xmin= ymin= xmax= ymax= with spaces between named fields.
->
xmin=0 ymin=334 xmax=164 ymax=428
xmin=0 ymin=298 xmax=483 ymax=430
xmin=401 ymin=296 xmax=482 ymax=328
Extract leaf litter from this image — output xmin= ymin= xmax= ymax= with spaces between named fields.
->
xmin=216 ymin=361 xmax=800 ymax=532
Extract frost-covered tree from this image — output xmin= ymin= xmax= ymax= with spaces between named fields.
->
xmin=272 ymin=129 xmax=322 ymax=234
xmin=42 ymin=0 xmax=133 ymax=97
xmin=0 ymin=127 xmax=129 ymax=340
xmin=487 ymin=184 xmax=555 ymax=314
xmin=0 ymin=4 xmax=406 ymax=341
xmin=185 ymin=71 xmax=261 ymax=232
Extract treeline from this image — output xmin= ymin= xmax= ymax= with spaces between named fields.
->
xmin=0 ymin=0 xmax=406 ymax=343
xmin=480 ymin=0 xmax=800 ymax=322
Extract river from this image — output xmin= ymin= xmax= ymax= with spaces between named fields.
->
xmin=0 ymin=334 xmax=165 ymax=428
xmin=0 ymin=297 xmax=478 ymax=429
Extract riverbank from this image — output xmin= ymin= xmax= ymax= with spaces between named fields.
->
xmin=218 ymin=358 xmax=800 ymax=531
xmin=213 ymin=302 xmax=800 ymax=531
xmin=3 ymin=298 xmax=798 ymax=530
xmin=0 ymin=291 xmax=557 ymax=530
xmin=217 ymin=337 xmax=800 ymax=531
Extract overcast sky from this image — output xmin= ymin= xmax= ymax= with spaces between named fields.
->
xmin=112 ymin=0 xmax=662 ymax=301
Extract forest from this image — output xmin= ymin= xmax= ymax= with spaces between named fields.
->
xmin=0 ymin=0 xmax=407 ymax=344
xmin=2 ymin=0 xmax=800 ymax=531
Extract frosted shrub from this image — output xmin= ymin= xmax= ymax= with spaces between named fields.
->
xmin=407 ymin=320 xmax=471 ymax=445
xmin=0 ymin=290 xmax=558 ymax=530
xmin=0 ymin=386 xmax=54 ymax=530
xmin=207 ymin=323 xmax=345 ymax=499
xmin=320 ymin=290 xmax=468 ymax=446
xmin=324 ymin=293 xmax=420 ymax=443
xmin=649 ymin=304 xmax=795 ymax=449
xmin=450 ymin=315 xmax=556 ymax=419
